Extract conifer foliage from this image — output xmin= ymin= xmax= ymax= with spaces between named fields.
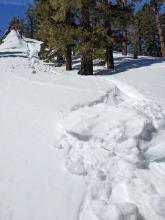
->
xmin=32 ymin=0 xmax=165 ymax=75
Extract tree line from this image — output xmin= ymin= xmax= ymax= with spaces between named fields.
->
xmin=4 ymin=0 xmax=165 ymax=75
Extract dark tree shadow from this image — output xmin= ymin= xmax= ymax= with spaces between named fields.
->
xmin=0 ymin=51 xmax=27 ymax=58
xmin=95 ymin=55 xmax=165 ymax=76
xmin=26 ymin=40 xmax=35 ymax=44
xmin=72 ymin=57 xmax=81 ymax=69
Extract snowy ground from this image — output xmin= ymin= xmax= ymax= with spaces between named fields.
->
xmin=0 ymin=30 xmax=165 ymax=220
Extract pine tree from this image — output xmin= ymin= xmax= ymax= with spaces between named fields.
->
xmin=77 ymin=0 xmax=117 ymax=74
xmin=150 ymin=0 xmax=165 ymax=57
xmin=137 ymin=4 xmax=161 ymax=57
xmin=98 ymin=0 xmax=114 ymax=69
xmin=161 ymin=13 xmax=165 ymax=41
xmin=37 ymin=0 xmax=62 ymax=62
xmin=129 ymin=14 xmax=140 ymax=59
xmin=36 ymin=1 xmax=54 ymax=61
xmin=116 ymin=0 xmax=128 ymax=56
xmin=8 ymin=17 xmax=22 ymax=32
xmin=35 ymin=0 xmax=165 ymax=74
xmin=78 ymin=0 xmax=95 ymax=75
xmin=48 ymin=0 xmax=73 ymax=70
xmin=121 ymin=0 xmax=128 ymax=56
xmin=115 ymin=0 xmax=138 ymax=56
xmin=65 ymin=9 xmax=73 ymax=70
xmin=37 ymin=0 xmax=78 ymax=70
xmin=24 ymin=3 xmax=37 ymax=38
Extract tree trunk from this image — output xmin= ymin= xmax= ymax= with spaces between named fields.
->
xmin=79 ymin=0 xmax=93 ymax=75
xmin=133 ymin=33 xmax=139 ymax=59
xmin=80 ymin=57 xmax=93 ymax=75
xmin=122 ymin=28 xmax=127 ymax=56
xmin=103 ymin=0 xmax=114 ymax=69
xmin=138 ymin=36 xmax=142 ymax=56
xmin=66 ymin=46 xmax=72 ymax=70
xmin=121 ymin=0 xmax=127 ymax=56
xmin=29 ymin=18 xmax=34 ymax=38
xmin=133 ymin=47 xmax=138 ymax=59
xmin=106 ymin=45 xmax=114 ymax=68
xmin=155 ymin=13 xmax=165 ymax=57
xmin=65 ymin=8 xmax=73 ymax=70
xmin=152 ymin=0 xmax=165 ymax=58
xmin=57 ymin=55 xmax=64 ymax=66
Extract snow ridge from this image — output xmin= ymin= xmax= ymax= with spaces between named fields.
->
xmin=55 ymin=82 xmax=165 ymax=220
xmin=0 ymin=30 xmax=27 ymax=50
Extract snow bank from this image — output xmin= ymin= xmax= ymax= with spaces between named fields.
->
xmin=1 ymin=29 xmax=165 ymax=220
xmin=0 ymin=30 xmax=42 ymax=73
xmin=55 ymin=81 xmax=165 ymax=220
xmin=0 ymin=30 xmax=27 ymax=51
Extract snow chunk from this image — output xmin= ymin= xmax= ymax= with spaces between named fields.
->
xmin=55 ymin=81 xmax=165 ymax=220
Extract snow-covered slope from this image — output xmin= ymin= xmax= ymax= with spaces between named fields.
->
xmin=0 ymin=30 xmax=27 ymax=51
xmin=0 ymin=31 xmax=165 ymax=220
xmin=112 ymin=54 xmax=165 ymax=108
xmin=0 ymin=30 xmax=41 ymax=60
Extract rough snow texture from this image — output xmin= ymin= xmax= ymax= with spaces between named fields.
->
xmin=55 ymin=81 xmax=165 ymax=220
xmin=1 ymin=30 xmax=165 ymax=220
xmin=0 ymin=30 xmax=27 ymax=50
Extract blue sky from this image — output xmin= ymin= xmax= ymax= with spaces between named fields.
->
xmin=0 ymin=0 xmax=164 ymax=37
xmin=0 ymin=0 xmax=33 ymax=36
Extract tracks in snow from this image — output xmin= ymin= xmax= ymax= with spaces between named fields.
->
xmin=55 ymin=80 xmax=165 ymax=220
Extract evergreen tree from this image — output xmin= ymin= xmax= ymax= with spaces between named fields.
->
xmin=36 ymin=0 xmax=58 ymax=60
xmin=78 ymin=0 xmax=95 ymax=75
xmin=24 ymin=3 xmax=37 ymax=38
xmin=150 ymin=0 xmax=165 ymax=57
xmin=137 ymin=4 xmax=161 ymax=57
xmin=161 ymin=13 xmax=165 ymax=41
xmin=35 ymin=0 xmax=165 ymax=75
xmin=37 ymin=0 xmax=78 ymax=70
xmin=49 ymin=0 xmax=78 ymax=70
xmin=121 ymin=0 xmax=128 ymax=56
xmin=8 ymin=17 xmax=22 ymax=32
xmin=115 ymin=0 xmax=139 ymax=56
xmin=97 ymin=0 xmax=114 ymax=69
xmin=129 ymin=14 xmax=140 ymax=59
xmin=116 ymin=0 xmax=129 ymax=56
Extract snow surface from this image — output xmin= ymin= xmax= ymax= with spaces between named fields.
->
xmin=0 ymin=30 xmax=165 ymax=220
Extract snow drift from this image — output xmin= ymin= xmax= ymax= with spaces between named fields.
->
xmin=0 ymin=30 xmax=27 ymax=51
xmin=1 ymin=30 xmax=165 ymax=220
xmin=55 ymin=80 xmax=165 ymax=220
xmin=0 ymin=30 xmax=41 ymax=63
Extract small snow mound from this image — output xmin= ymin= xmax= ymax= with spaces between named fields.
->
xmin=55 ymin=81 xmax=165 ymax=220
xmin=72 ymin=85 xmax=126 ymax=111
xmin=0 ymin=30 xmax=27 ymax=51
xmin=91 ymin=201 xmax=140 ymax=220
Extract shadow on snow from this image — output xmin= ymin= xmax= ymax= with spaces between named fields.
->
xmin=0 ymin=51 xmax=27 ymax=58
xmin=95 ymin=55 xmax=165 ymax=76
